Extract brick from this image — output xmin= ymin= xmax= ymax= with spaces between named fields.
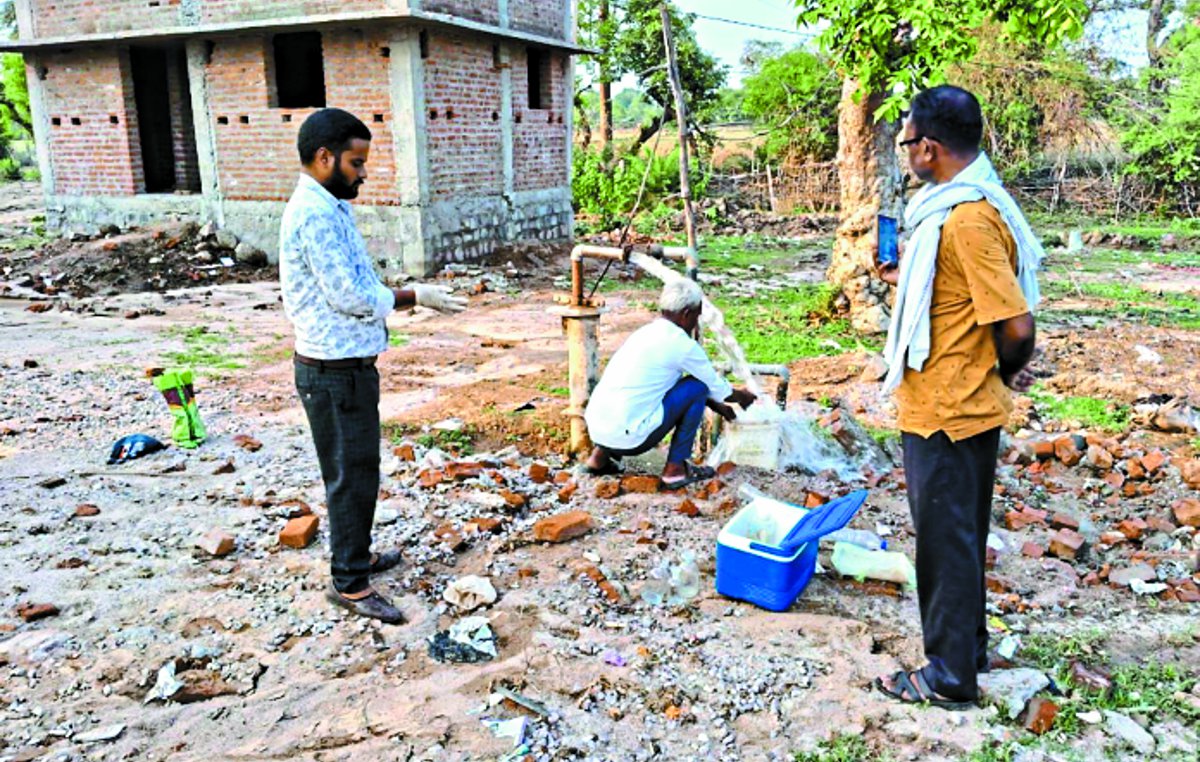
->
xmin=431 ymin=524 xmax=467 ymax=551
xmin=1103 ymin=471 xmax=1125 ymax=490
xmin=716 ymin=461 xmax=736 ymax=476
xmin=232 ymin=434 xmax=262 ymax=452
xmin=196 ymin=529 xmax=235 ymax=556
xmin=212 ymin=459 xmax=236 ymax=475
xmin=532 ymin=511 xmax=594 ymax=543
xmin=676 ymin=499 xmax=700 ymax=518
xmin=465 ymin=516 xmax=505 ymax=534
xmin=1032 ymin=440 xmax=1056 ymax=460
xmin=1116 ymin=518 xmax=1148 ymax=541
xmin=1048 ymin=528 xmax=1085 ymax=560
xmin=594 ymin=478 xmax=621 ymax=499
xmin=1125 ymin=458 xmax=1146 ymax=481
xmin=73 ymin=503 xmax=100 ymax=517
xmin=556 ymin=481 xmax=577 ymax=503
xmin=985 ymin=574 xmax=1009 ymax=593
xmin=1147 ymin=515 xmax=1177 ymax=534
xmin=517 ymin=567 xmax=539 ymax=579
xmin=554 ymin=470 xmax=573 ymax=485
xmin=1172 ymin=498 xmax=1200 ymax=528
xmin=1086 ymin=445 xmax=1113 ymax=471
xmin=418 ymin=469 xmax=445 ymax=489
xmin=499 ymin=489 xmax=527 ymax=510
xmin=1022 ymin=697 xmax=1059 ymax=735
xmin=1006 ymin=508 xmax=1048 ymax=530
xmin=574 ymin=562 xmax=621 ymax=603
xmin=278 ymin=499 xmax=312 ymax=518
xmin=700 ymin=479 xmax=726 ymax=499
xmin=1021 ymin=541 xmax=1045 ymax=558
xmin=528 ymin=462 xmax=551 ymax=483
xmin=1099 ymin=531 xmax=1128 ymax=546
xmin=1050 ymin=512 xmax=1080 ymax=531
xmin=393 ymin=444 xmax=415 ymax=461
xmin=16 ymin=603 xmax=59 ymax=622
xmin=620 ymin=475 xmax=660 ymax=494
xmin=279 ymin=515 xmax=319 ymax=549
xmin=1180 ymin=459 xmax=1200 ymax=489
xmin=1140 ymin=449 xmax=1167 ymax=475
xmin=446 ymin=461 xmax=484 ymax=481
xmin=804 ymin=492 xmax=828 ymax=509
xmin=1054 ymin=437 xmax=1082 ymax=466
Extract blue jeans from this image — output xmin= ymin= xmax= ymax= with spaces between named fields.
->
xmin=601 ymin=377 xmax=709 ymax=466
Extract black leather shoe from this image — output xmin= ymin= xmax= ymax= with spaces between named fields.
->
xmin=369 ymin=549 xmax=404 ymax=575
xmin=325 ymin=583 xmax=406 ymax=624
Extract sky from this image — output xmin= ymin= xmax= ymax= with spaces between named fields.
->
xmin=648 ymin=1 xmax=1157 ymax=88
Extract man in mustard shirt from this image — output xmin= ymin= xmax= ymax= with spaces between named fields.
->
xmin=876 ymin=86 xmax=1037 ymax=709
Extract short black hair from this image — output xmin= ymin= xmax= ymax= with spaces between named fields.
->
xmin=297 ymin=108 xmax=372 ymax=164
xmin=908 ymin=85 xmax=983 ymax=155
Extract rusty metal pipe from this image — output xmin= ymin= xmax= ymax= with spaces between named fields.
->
xmin=569 ymin=244 xmax=629 ymax=307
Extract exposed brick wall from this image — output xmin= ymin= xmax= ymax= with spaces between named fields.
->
xmin=512 ymin=48 xmax=568 ymax=192
xmin=509 ymin=0 xmax=565 ymax=38
xmin=31 ymin=0 xmax=182 ymax=38
xmin=39 ymin=48 xmax=143 ymax=195
xmin=204 ymin=29 xmax=397 ymax=204
xmin=199 ymin=0 xmax=385 ymax=25
xmin=422 ymin=32 xmax=503 ymax=200
xmin=422 ymin=0 xmax=501 ymax=26
xmin=165 ymin=50 xmax=201 ymax=192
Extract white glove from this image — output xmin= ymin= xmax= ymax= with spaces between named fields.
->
xmin=411 ymin=283 xmax=468 ymax=314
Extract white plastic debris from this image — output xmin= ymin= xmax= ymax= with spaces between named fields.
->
xmin=443 ymin=575 xmax=498 ymax=611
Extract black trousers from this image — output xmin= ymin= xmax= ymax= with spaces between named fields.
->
xmin=902 ymin=427 xmax=1000 ymax=701
xmin=295 ymin=361 xmax=380 ymax=595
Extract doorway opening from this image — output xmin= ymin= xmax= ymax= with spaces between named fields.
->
xmin=129 ymin=45 xmax=201 ymax=194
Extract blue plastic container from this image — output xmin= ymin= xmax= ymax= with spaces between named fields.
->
xmin=716 ymin=490 xmax=868 ymax=612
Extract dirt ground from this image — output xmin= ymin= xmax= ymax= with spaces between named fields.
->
xmin=1 ymin=180 xmax=1198 ymax=762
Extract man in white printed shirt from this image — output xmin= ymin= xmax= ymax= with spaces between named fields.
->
xmin=281 ymin=108 xmax=467 ymax=624
xmin=584 ymin=279 xmax=756 ymax=488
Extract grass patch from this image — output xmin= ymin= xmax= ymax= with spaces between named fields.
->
xmin=697 ymin=234 xmax=827 ymax=272
xmin=382 ymin=421 xmax=476 ymax=455
xmin=795 ymin=734 xmax=891 ymax=762
xmin=1019 ymin=628 xmax=1109 ymax=672
xmin=865 ymin=425 xmax=900 ymax=449
xmin=1041 ymin=278 xmax=1200 ymax=329
xmin=388 ymin=332 xmax=410 ymax=348
xmin=536 ymin=382 xmax=570 ymax=398
xmin=714 ymin=283 xmax=879 ymax=363
xmin=161 ymin=325 xmax=244 ymax=370
xmin=1025 ymin=385 xmax=1131 ymax=432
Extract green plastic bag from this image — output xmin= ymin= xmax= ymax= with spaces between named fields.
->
xmin=150 ymin=368 xmax=207 ymax=448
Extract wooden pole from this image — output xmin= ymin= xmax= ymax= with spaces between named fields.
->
xmin=598 ymin=0 xmax=613 ymax=149
xmin=659 ymin=3 xmax=699 ymax=275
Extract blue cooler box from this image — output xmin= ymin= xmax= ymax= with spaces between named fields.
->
xmin=716 ymin=490 xmax=868 ymax=612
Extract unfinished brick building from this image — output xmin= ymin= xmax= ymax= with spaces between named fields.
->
xmin=2 ymin=1 xmax=581 ymax=274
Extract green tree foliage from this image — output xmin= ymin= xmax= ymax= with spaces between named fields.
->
xmin=574 ymin=0 xmax=726 ymax=154
xmin=793 ymin=0 xmax=1089 ymax=120
xmin=1120 ymin=9 xmax=1200 ymax=209
xmin=0 ymin=53 xmax=29 ymax=180
xmin=741 ymin=47 xmax=839 ymax=163
xmin=572 ymin=146 xmax=709 ymax=228
xmin=950 ymin=24 xmax=1109 ymax=176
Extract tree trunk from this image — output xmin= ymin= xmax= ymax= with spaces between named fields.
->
xmin=575 ymin=89 xmax=593 ymax=151
xmin=621 ymin=106 xmax=672 ymax=159
xmin=598 ymin=81 xmax=613 ymax=149
xmin=827 ymin=78 xmax=902 ymax=334
xmin=597 ymin=0 xmax=613 ymax=150
xmin=1146 ymin=0 xmax=1168 ymax=94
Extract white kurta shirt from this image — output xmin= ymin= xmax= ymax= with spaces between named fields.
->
xmin=585 ymin=318 xmax=733 ymax=450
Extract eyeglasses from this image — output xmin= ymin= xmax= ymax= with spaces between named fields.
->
xmin=899 ymin=134 xmax=940 ymax=148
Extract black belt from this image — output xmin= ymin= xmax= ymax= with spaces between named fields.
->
xmin=294 ymin=353 xmax=377 ymax=370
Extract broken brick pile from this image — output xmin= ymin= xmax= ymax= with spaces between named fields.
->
xmin=997 ymin=434 xmax=1200 ymax=604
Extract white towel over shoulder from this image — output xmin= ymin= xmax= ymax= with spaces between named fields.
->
xmin=882 ymin=153 xmax=1043 ymax=394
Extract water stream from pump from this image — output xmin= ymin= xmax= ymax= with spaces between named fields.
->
xmin=627 ymin=252 xmax=866 ymax=480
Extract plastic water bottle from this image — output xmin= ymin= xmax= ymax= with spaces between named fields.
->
xmin=668 ymin=551 xmax=701 ymax=604
xmin=830 ymin=542 xmax=917 ymax=588
xmin=824 ymin=528 xmax=887 ymax=551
